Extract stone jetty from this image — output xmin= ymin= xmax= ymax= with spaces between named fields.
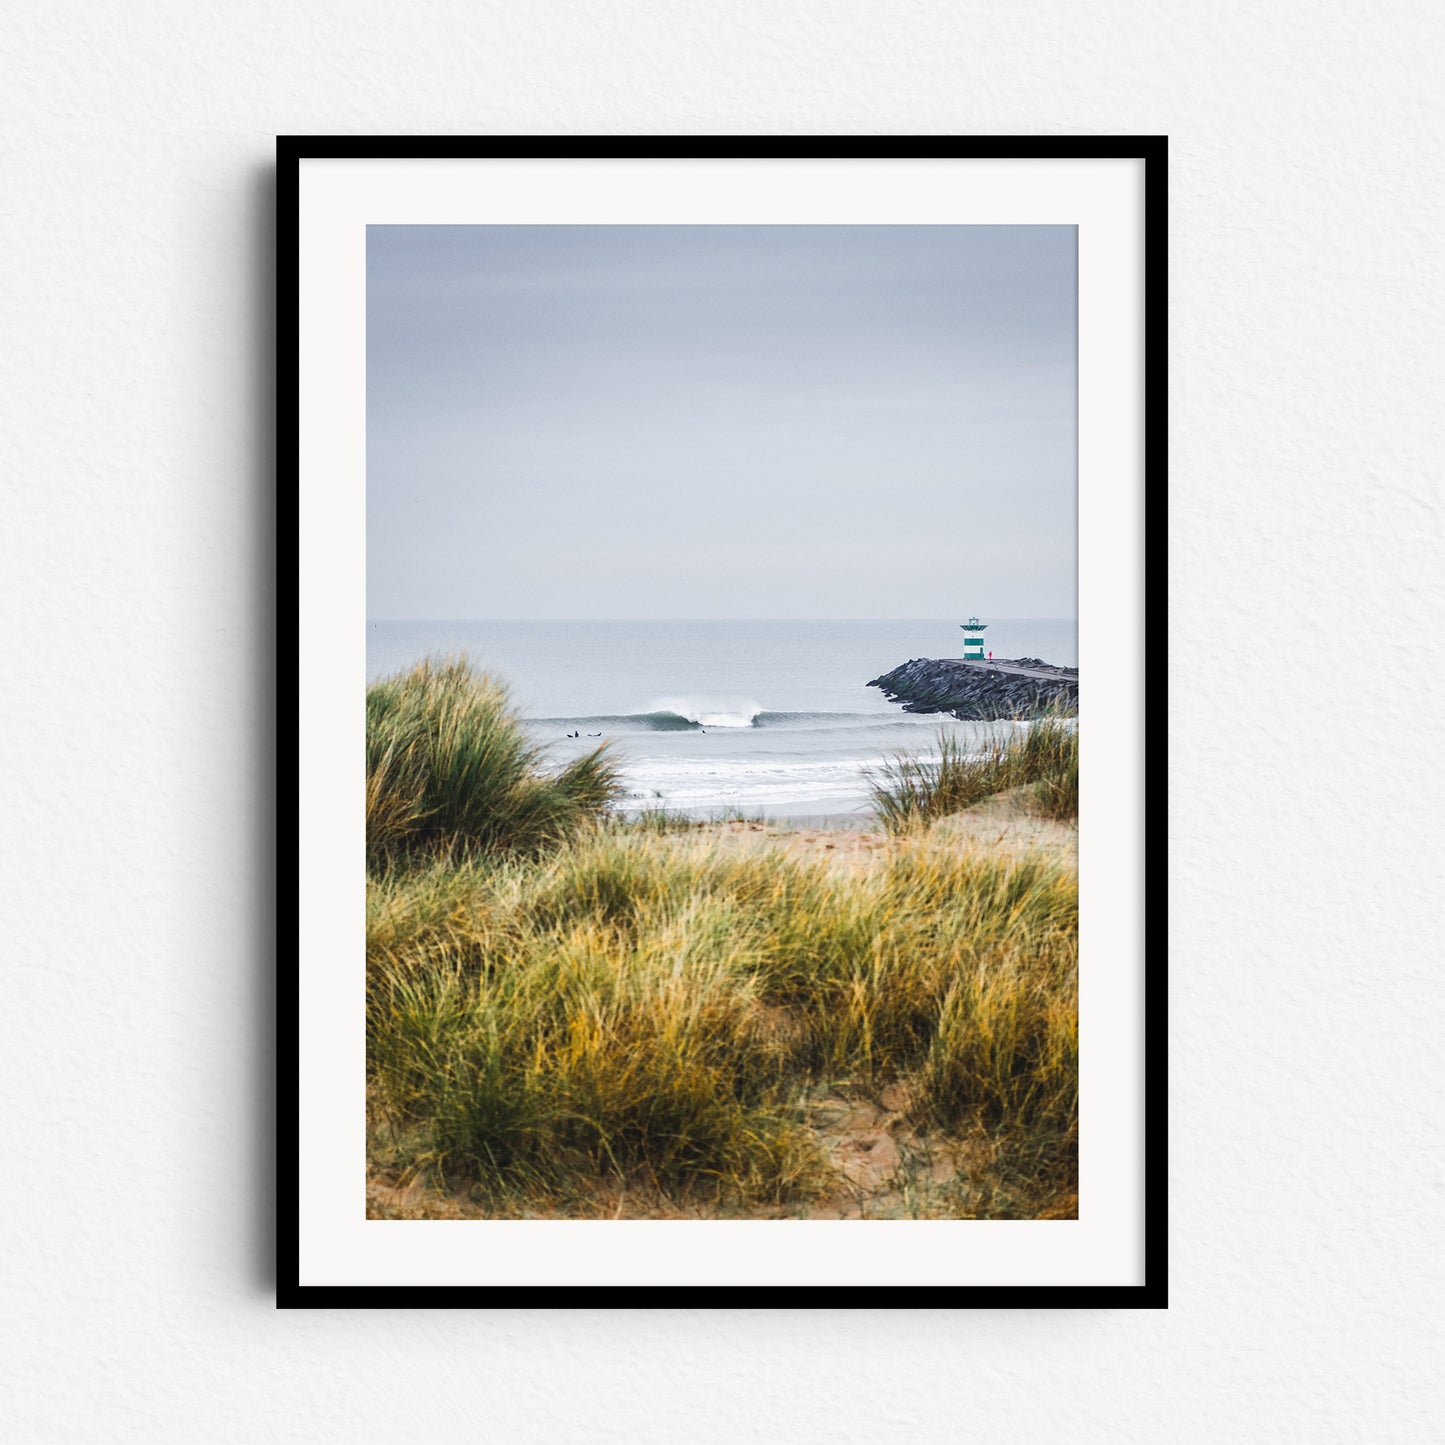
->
xmin=867 ymin=657 xmax=1078 ymax=721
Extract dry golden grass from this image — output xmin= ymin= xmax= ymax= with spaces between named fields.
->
xmin=368 ymin=823 xmax=1077 ymax=1218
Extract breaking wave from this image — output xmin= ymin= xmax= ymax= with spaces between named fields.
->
xmin=649 ymin=696 xmax=764 ymax=729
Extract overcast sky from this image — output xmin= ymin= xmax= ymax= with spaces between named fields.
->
xmin=367 ymin=225 xmax=1076 ymax=619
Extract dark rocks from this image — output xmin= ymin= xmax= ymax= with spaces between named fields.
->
xmin=866 ymin=657 xmax=1078 ymax=721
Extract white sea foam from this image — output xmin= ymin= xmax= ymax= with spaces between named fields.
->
xmin=619 ymin=755 xmax=877 ymax=810
xmin=647 ymin=696 xmax=764 ymax=729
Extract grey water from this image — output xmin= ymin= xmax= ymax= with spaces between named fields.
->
xmin=367 ymin=619 xmax=1076 ymax=819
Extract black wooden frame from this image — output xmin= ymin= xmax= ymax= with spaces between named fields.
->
xmin=276 ymin=133 xmax=1167 ymax=1308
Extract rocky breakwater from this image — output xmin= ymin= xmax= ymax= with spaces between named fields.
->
xmin=867 ymin=657 xmax=1079 ymax=721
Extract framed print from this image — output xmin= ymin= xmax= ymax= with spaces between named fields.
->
xmin=279 ymin=135 xmax=1166 ymax=1305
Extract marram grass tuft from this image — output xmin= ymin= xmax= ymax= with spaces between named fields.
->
xmin=866 ymin=715 xmax=1078 ymax=832
xmin=366 ymin=657 xmax=621 ymax=868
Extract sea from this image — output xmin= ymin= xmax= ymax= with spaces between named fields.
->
xmin=367 ymin=619 xmax=1077 ymax=821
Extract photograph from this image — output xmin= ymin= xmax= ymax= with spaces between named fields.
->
xmin=363 ymin=220 xmax=1083 ymax=1222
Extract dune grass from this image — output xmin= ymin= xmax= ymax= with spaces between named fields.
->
xmin=368 ymin=828 xmax=1077 ymax=1213
xmin=866 ymin=716 xmax=1079 ymax=832
xmin=367 ymin=657 xmax=620 ymax=868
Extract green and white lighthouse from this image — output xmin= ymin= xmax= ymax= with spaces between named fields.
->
xmin=960 ymin=615 xmax=987 ymax=660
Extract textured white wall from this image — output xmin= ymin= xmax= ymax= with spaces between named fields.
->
xmin=4 ymin=2 xmax=1443 ymax=1440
